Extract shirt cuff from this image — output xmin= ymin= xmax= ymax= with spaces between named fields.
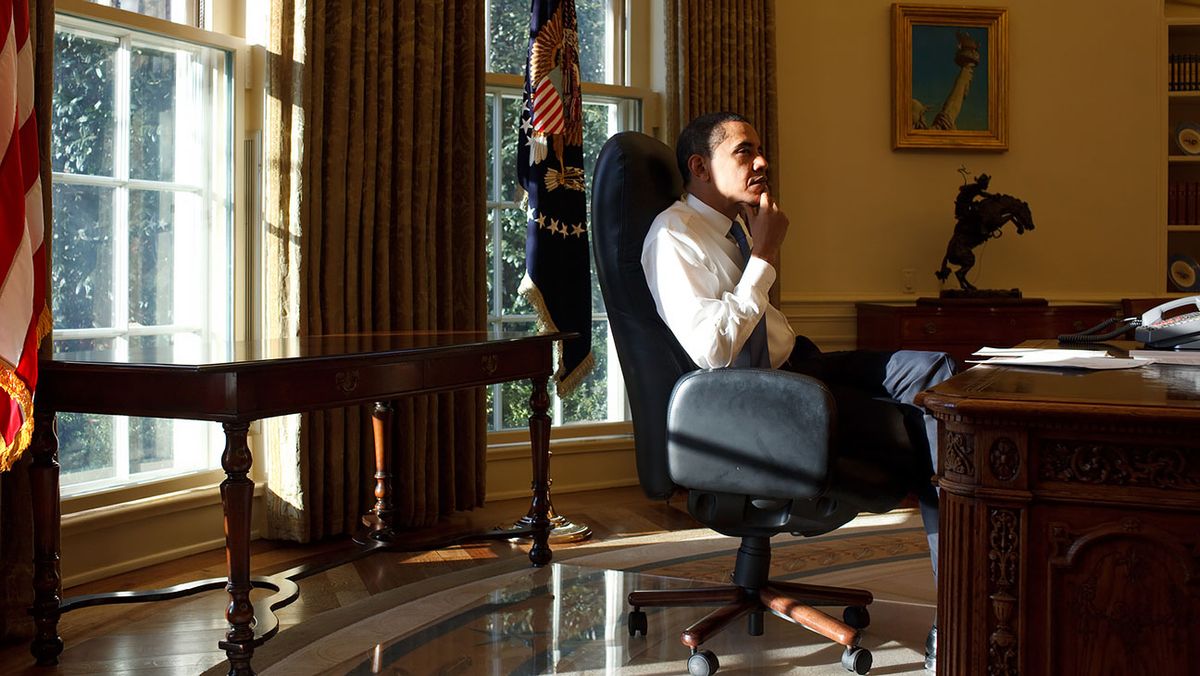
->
xmin=738 ymin=256 xmax=777 ymax=297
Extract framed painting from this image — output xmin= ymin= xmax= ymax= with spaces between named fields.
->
xmin=893 ymin=4 xmax=1008 ymax=150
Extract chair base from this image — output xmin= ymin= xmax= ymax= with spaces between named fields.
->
xmin=625 ymin=536 xmax=877 ymax=674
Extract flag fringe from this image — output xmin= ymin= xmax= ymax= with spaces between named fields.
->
xmin=0 ymin=365 xmax=34 ymax=473
xmin=0 ymin=305 xmax=50 ymax=472
xmin=518 ymin=272 xmax=594 ymax=397
xmin=36 ymin=304 xmax=51 ymax=342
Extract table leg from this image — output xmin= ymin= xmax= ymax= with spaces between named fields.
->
xmin=29 ymin=407 xmax=63 ymax=665
xmin=361 ymin=401 xmax=395 ymax=534
xmin=504 ymin=374 xmax=592 ymax=556
xmin=218 ymin=422 xmax=255 ymax=675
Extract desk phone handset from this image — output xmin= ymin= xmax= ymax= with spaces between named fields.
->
xmin=1058 ymin=296 xmax=1200 ymax=350
xmin=1133 ymin=296 xmax=1200 ymax=349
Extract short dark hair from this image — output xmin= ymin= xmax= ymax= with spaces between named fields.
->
xmin=675 ymin=112 xmax=750 ymax=187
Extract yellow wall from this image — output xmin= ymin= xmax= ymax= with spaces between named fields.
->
xmin=774 ymin=0 xmax=1162 ymax=301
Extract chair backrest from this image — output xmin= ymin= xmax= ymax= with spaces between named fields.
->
xmin=592 ymin=132 xmax=696 ymax=499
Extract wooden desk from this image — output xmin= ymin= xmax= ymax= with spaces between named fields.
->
xmin=28 ymin=331 xmax=566 ymax=675
xmin=856 ymin=301 xmax=1119 ymax=365
xmin=917 ymin=341 xmax=1200 ymax=675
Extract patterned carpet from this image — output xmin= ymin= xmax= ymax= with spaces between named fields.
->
xmin=212 ymin=511 xmax=936 ymax=675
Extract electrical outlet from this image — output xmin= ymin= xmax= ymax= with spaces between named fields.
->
xmin=902 ymin=268 xmax=915 ymax=294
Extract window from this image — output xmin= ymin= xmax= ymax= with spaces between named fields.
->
xmin=50 ymin=12 xmax=235 ymax=496
xmin=82 ymin=0 xmax=200 ymax=26
xmin=483 ymin=0 xmax=638 ymax=431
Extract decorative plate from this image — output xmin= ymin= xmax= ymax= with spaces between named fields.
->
xmin=1177 ymin=123 xmax=1200 ymax=155
xmin=1169 ymin=253 xmax=1200 ymax=291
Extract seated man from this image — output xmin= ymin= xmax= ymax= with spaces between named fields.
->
xmin=641 ymin=111 xmax=955 ymax=672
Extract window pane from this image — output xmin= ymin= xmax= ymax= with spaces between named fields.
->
xmin=500 ymin=207 xmax=532 ymax=315
xmin=52 ymin=184 xmax=114 ymax=329
xmin=54 ymin=338 xmax=115 ymax=355
xmin=52 ymin=30 xmax=117 ymax=176
xmin=500 ymin=95 xmax=523 ymax=204
xmin=486 ymin=209 xmax=498 ymax=313
xmin=560 ymin=319 xmax=610 ymax=424
xmin=86 ymin=0 xmax=194 ymax=25
xmin=487 ymin=0 xmax=610 ymax=83
xmin=129 ymin=45 xmax=179 ymax=182
xmin=486 ymin=93 xmax=496 ymax=200
xmin=487 ymin=0 xmax=528 ymax=76
xmin=129 ymin=416 xmax=173 ymax=473
xmin=499 ymin=321 xmax=537 ymax=429
xmin=576 ymin=0 xmax=608 ymax=83
xmin=58 ymin=413 xmax=115 ymax=480
xmin=129 ymin=190 xmax=175 ymax=325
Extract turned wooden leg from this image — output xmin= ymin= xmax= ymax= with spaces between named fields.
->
xmin=29 ymin=407 xmax=63 ymax=665
xmin=218 ymin=422 xmax=255 ymax=675
xmin=362 ymin=401 xmax=395 ymax=533
xmin=527 ymin=375 xmax=552 ymax=567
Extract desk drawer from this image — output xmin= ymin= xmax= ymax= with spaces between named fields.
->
xmin=422 ymin=346 xmax=547 ymax=388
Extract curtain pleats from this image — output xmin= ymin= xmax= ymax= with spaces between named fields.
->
xmin=665 ymin=0 xmax=779 ymax=195
xmin=267 ymin=0 xmax=486 ymax=541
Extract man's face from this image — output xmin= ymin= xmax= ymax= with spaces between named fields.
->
xmin=705 ymin=121 xmax=769 ymax=207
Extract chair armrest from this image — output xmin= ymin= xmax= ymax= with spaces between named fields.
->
xmin=666 ymin=368 xmax=835 ymax=501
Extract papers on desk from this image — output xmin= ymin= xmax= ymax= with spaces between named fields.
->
xmin=967 ymin=347 xmax=1148 ymax=370
xmin=1128 ymin=349 xmax=1200 ymax=366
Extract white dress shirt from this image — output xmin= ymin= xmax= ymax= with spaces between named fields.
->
xmin=641 ymin=193 xmax=795 ymax=369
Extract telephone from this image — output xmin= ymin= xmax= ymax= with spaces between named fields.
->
xmin=1133 ymin=296 xmax=1200 ymax=350
xmin=1058 ymin=296 xmax=1200 ymax=350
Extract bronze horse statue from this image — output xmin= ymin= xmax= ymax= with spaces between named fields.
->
xmin=935 ymin=193 xmax=1034 ymax=291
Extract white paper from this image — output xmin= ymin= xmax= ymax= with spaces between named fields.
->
xmin=1129 ymin=349 xmax=1200 ymax=366
xmin=968 ymin=347 xmax=1147 ymax=370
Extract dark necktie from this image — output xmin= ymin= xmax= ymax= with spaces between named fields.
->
xmin=728 ymin=221 xmax=771 ymax=368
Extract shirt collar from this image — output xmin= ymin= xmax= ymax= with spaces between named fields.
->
xmin=685 ymin=193 xmax=740 ymax=238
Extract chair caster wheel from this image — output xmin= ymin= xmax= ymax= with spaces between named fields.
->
xmin=841 ymin=645 xmax=872 ymax=674
xmin=627 ymin=609 xmax=647 ymax=636
xmin=687 ymin=649 xmax=719 ymax=676
xmin=843 ymin=605 xmax=871 ymax=629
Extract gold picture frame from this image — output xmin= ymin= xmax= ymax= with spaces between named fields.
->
xmin=893 ymin=3 xmax=1008 ymax=150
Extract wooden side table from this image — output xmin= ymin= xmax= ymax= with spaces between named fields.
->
xmin=855 ymin=301 xmax=1120 ymax=365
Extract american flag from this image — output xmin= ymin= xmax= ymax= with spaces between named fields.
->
xmin=0 ymin=0 xmax=48 ymax=472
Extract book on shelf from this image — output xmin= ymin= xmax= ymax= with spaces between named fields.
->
xmin=1170 ymin=53 xmax=1200 ymax=92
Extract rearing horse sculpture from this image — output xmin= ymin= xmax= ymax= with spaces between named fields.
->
xmin=935 ymin=193 xmax=1035 ymax=291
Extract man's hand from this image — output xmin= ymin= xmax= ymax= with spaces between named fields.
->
xmin=743 ymin=191 xmax=788 ymax=267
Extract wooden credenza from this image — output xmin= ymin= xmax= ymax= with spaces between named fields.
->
xmin=855 ymin=301 xmax=1120 ymax=365
xmin=917 ymin=340 xmax=1200 ymax=675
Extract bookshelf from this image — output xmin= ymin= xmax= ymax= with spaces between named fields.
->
xmin=1166 ymin=8 xmax=1200 ymax=293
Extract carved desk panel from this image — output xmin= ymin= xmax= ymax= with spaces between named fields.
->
xmin=917 ymin=341 xmax=1200 ymax=675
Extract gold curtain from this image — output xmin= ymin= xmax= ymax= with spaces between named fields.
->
xmin=0 ymin=0 xmax=54 ymax=643
xmin=265 ymin=0 xmax=488 ymax=541
xmin=665 ymin=0 xmax=779 ymax=195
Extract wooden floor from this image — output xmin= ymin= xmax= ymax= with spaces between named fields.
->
xmin=0 ymin=486 xmax=698 ymax=675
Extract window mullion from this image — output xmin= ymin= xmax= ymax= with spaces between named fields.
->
xmin=490 ymin=92 xmax=505 ymax=432
xmin=112 ymin=33 xmax=134 ymax=482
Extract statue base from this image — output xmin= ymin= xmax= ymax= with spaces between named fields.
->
xmin=918 ymin=289 xmax=1047 ymax=307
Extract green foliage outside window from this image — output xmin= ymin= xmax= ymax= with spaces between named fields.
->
xmin=484 ymin=1 xmax=630 ymax=430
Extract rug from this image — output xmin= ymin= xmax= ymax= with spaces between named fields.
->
xmin=230 ymin=511 xmax=936 ymax=675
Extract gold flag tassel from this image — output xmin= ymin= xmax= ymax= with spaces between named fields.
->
xmin=518 ymin=272 xmax=595 ymax=397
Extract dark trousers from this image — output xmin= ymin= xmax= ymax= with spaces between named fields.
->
xmin=783 ymin=336 xmax=957 ymax=581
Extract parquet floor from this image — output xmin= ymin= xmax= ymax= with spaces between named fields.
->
xmin=0 ymin=486 xmax=698 ymax=675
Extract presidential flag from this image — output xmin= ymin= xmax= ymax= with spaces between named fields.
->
xmin=0 ymin=0 xmax=48 ymax=472
xmin=517 ymin=0 xmax=593 ymax=396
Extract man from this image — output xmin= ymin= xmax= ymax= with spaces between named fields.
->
xmin=641 ymin=112 xmax=954 ymax=671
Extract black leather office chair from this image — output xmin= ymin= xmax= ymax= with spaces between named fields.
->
xmin=592 ymin=132 xmax=924 ymax=675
